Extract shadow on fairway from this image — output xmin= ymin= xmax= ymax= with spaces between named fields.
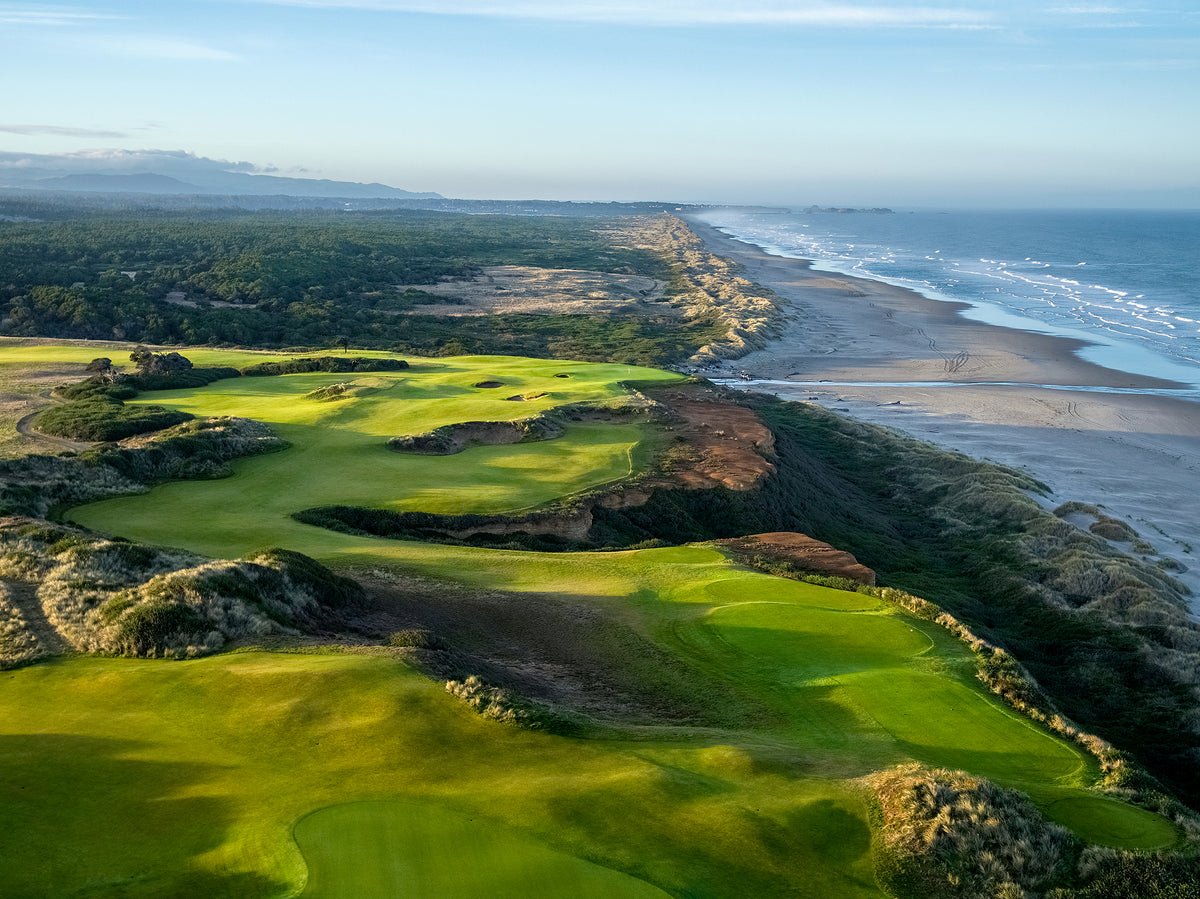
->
xmin=0 ymin=734 xmax=284 ymax=898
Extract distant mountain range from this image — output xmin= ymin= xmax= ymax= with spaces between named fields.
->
xmin=0 ymin=150 xmax=442 ymax=199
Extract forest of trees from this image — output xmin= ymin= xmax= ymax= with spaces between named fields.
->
xmin=0 ymin=203 xmax=719 ymax=365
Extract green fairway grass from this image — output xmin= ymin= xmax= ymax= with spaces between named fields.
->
xmin=295 ymin=801 xmax=672 ymax=898
xmin=0 ymin=651 xmax=886 ymax=898
xmin=69 ymin=354 xmax=680 ymax=556
xmin=2 ymin=344 xmax=1180 ymax=896
xmin=1044 ymin=796 xmax=1180 ymax=850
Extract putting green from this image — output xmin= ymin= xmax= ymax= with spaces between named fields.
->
xmin=1043 ymin=796 xmax=1179 ymax=850
xmin=294 ymin=801 xmax=671 ymax=898
xmin=697 ymin=591 xmax=1087 ymax=787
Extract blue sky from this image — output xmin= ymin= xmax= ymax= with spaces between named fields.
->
xmin=1 ymin=1 xmax=1198 ymax=206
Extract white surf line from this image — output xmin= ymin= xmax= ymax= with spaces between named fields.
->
xmin=712 ymin=378 xmax=1200 ymax=401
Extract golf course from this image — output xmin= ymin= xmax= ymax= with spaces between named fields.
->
xmin=0 ymin=345 xmax=1184 ymax=897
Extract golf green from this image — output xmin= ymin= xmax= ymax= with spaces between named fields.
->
xmin=294 ymin=801 xmax=672 ymax=898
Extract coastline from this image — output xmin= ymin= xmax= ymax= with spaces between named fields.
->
xmin=683 ymin=214 xmax=1200 ymax=602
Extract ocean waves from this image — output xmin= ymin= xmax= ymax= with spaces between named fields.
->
xmin=699 ymin=208 xmax=1200 ymax=385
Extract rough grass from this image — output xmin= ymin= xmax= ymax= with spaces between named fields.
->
xmin=0 ymin=415 xmax=285 ymax=519
xmin=0 ymin=520 xmax=360 ymax=660
xmin=35 ymin=395 xmax=192 ymax=441
xmin=870 ymin=764 xmax=1077 ymax=899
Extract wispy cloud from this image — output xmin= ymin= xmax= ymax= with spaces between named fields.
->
xmin=95 ymin=36 xmax=240 ymax=61
xmin=1049 ymin=5 xmax=1143 ymax=13
xmin=0 ymin=149 xmax=271 ymax=173
xmin=0 ymin=124 xmax=129 ymax=138
xmin=237 ymin=1 xmax=996 ymax=28
xmin=0 ymin=4 xmax=123 ymax=26
xmin=2 ymin=5 xmax=236 ymax=61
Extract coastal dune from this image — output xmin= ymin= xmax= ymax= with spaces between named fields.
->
xmin=684 ymin=215 xmax=1200 ymax=601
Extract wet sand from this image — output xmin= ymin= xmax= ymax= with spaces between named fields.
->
xmin=683 ymin=214 xmax=1200 ymax=602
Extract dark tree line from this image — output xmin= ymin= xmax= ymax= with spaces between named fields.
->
xmin=0 ymin=206 xmax=704 ymax=363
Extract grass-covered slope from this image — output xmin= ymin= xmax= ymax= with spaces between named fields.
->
xmin=1 ymin=552 xmax=1157 ymax=898
xmin=1 ymin=344 xmax=1195 ymax=897
xmin=294 ymin=801 xmax=673 ymax=898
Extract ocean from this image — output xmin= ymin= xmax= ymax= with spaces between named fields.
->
xmin=697 ymin=208 xmax=1200 ymax=389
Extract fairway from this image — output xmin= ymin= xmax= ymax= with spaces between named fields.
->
xmin=0 ymin=651 xmax=887 ymax=898
xmin=70 ymin=354 xmax=681 ymax=557
xmin=697 ymin=586 xmax=1088 ymax=785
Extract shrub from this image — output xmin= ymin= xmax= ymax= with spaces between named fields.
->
xmin=241 ymin=356 xmax=407 ymax=376
xmin=0 ymin=519 xmax=362 ymax=660
xmin=445 ymin=675 xmax=584 ymax=735
xmin=386 ymin=628 xmax=447 ymax=650
xmin=36 ymin=396 xmax=192 ymax=442
xmin=111 ymin=601 xmax=210 ymax=657
xmin=1070 ymin=849 xmax=1200 ymax=898
xmin=870 ymin=764 xmax=1077 ymax=899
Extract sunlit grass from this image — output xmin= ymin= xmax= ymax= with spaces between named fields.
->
xmin=1 ymin=343 xmax=1179 ymax=897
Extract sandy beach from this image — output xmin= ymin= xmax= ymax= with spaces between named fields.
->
xmin=684 ymin=215 xmax=1200 ymax=603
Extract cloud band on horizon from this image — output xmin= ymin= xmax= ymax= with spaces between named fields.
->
xmin=236 ymin=0 xmax=995 ymax=28
xmin=0 ymin=125 xmax=129 ymax=139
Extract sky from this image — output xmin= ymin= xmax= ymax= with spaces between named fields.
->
xmin=1 ymin=1 xmax=1198 ymax=207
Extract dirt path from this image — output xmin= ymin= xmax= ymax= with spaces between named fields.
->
xmin=14 ymin=392 xmax=94 ymax=453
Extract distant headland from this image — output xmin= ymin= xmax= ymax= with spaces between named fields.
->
xmin=801 ymin=205 xmax=895 ymax=214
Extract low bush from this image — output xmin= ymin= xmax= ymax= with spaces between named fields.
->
xmin=111 ymin=602 xmax=211 ymax=657
xmin=871 ymin=764 xmax=1077 ymax=899
xmin=387 ymin=414 xmax=564 ymax=455
xmin=0 ymin=518 xmax=363 ymax=659
xmin=57 ymin=366 xmax=240 ymax=400
xmin=240 ymin=356 xmax=407 ymax=376
xmin=387 ymin=628 xmax=447 ymax=650
xmin=125 ymin=366 xmax=241 ymax=392
xmin=0 ymin=418 xmax=285 ymax=521
xmin=1070 ymin=849 xmax=1200 ymax=898
xmin=36 ymin=396 xmax=192 ymax=442
xmin=445 ymin=674 xmax=584 ymax=735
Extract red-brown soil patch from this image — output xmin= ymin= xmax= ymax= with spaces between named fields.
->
xmin=649 ymin=384 xmax=776 ymax=491
xmin=718 ymin=532 xmax=876 ymax=585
